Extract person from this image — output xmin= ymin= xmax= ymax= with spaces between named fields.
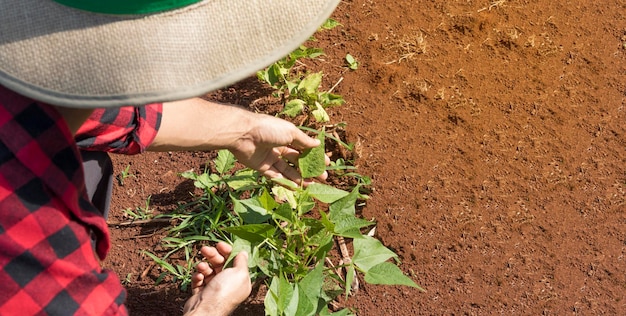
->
xmin=0 ymin=0 xmax=340 ymax=315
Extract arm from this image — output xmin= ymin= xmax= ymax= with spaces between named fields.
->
xmin=149 ymin=98 xmax=328 ymax=185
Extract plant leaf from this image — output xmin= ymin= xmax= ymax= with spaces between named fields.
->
xmin=311 ymin=102 xmax=330 ymax=122
xmin=272 ymin=203 xmax=295 ymax=223
xmin=225 ymin=238 xmax=253 ymax=268
xmin=226 ymin=169 xmax=258 ymax=191
xmin=320 ymin=18 xmax=342 ymax=30
xmin=295 ymin=262 xmax=324 ymax=315
xmin=283 ymin=99 xmax=306 ymax=117
xmin=298 ymin=72 xmax=323 ymax=95
xmin=271 ymin=177 xmax=299 ymax=189
xmin=298 ymin=131 xmax=326 ymax=178
xmin=214 ymin=149 xmax=235 ymax=174
xmin=258 ymin=188 xmax=279 ymax=211
xmin=265 ymin=276 xmax=279 ymax=316
xmin=345 ymin=54 xmax=358 ymax=70
xmin=295 ymin=284 xmax=316 ymax=316
xmin=232 ymin=196 xmax=271 ymax=224
xmin=306 ymin=183 xmax=349 ymax=203
xmin=272 ymin=185 xmax=298 ymax=209
xmin=223 ymin=224 xmax=275 ymax=243
xmin=364 ymin=262 xmax=423 ymax=290
xmin=333 ymin=215 xmax=375 ymax=238
xmin=299 ymin=262 xmax=324 ymax=301
xmin=329 ymin=187 xmax=358 ymax=218
xmin=352 ymin=236 xmax=397 ymax=272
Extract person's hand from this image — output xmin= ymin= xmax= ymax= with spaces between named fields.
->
xmin=229 ymin=113 xmax=329 ymax=186
xmin=151 ymin=99 xmax=329 ymax=186
xmin=183 ymin=242 xmax=251 ymax=316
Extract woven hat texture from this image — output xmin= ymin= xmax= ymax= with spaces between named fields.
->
xmin=0 ymin=0 xmax=340 ymax=108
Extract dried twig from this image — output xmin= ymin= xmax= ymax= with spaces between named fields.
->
xmin=336 ymin=236 xmax=359 ymax=294
xmin=139 ymin=263 xmax=155 ymax=280
xmin=107 ymin=218 xmax=172 ymax=227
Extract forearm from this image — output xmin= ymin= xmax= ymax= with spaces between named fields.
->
xmin=148 ymin=98 xmax=253 ymax=152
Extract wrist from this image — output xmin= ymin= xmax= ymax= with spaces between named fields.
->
xmin=183 ymin=296 xmax=236 ymax=316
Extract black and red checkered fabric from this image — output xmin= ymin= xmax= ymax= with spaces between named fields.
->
xmin=76 ymin=104 xmax=162 ymax=155
xmin=0 ymin=85 xmax=161 ymax=315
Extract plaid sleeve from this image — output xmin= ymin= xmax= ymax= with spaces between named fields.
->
xmin=0 ymin=85 xmax=128 ymax=315
xmin=75 ymin=104 xmax=162 ymax=155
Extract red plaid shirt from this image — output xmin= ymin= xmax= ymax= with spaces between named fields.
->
xmin=0 ymin=84 xmax=161 ymax=315
xmin=76 ymin=105 xmax=162 ymax=155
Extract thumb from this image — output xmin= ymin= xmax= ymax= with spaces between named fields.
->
xmin=290 ymin=130 xmax=321 ymax=151
xmin=232 ymin=251 xmax=249 ymax=270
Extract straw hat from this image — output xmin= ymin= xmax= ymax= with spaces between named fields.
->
xmin=0 ymin=0 xmax=340 ymax=108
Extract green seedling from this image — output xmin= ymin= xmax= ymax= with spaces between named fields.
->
xmin=123 ymin=195 xmax=154 ymax=220
xmin=320 ymin=18 xmax=342 ymax=30
xmin=345 ymin=54 xmax=358 ymax=70
xmin=116 ymin=164 xmax=135 ymax=186
xmin=257 ymin=24 xmax=345 ymax=124
xmin=121 ymin=273 xmax=133 ymax=285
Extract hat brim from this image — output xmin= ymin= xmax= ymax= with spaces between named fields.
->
xmin=0 ymin=0 xmax=340 ymax=108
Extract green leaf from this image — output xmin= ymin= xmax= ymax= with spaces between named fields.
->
xmin=232 ymin=196 xmax=271 ymax=224
xmin=263 ymin=63 xmax=282 ymax=87
xmin=295 ymin=263 xmax=324 ymax=316
xmin=345 ymin=54 xmax=358 ymax=70
xmin=319 ymin=92 xmax=345 ymax=108
xmin=272 ymin=203 xmax=295 ymax=223
xmin=189 ymin=172 xmax=217 ymax=190
xmin=226 ymin=169 xmax=258 ymax=191
xmin=364 ymin=262 xmax=423 ymax=289
xmin=298 ymin=131 xmax=326 ymax=178
xmin=295 ymin=284 xmax=316 ymax=316
xmin=284 ymin=282 xmax=300 ymax=316
xmin=344 ymin=263 xmax=355 ymax=297
xmin=320 ymin=18 xmax=342 ymax=30
xmin=307 ymin=183 xmax=349 ymax=203
xmin=329 ymin=187 xmax=358 ymax=218
xmin=311 ymin=102 xmax=330 ymax=122
xmin=283 ymin=99 xmax=306 ymax=117
xmin=352 ymin=236 xmax=397 ymax=272
xmin=258 ymin=188 xmax=279 ymax=211
xmin=215 ymin=149 xmax=236 ymax=174
xmin=271 ymin=177 xmax=298 ymax=189
xmin=226 ymin=238 xmax=253 ymax=268
xmin=223 ymin=224 xmax=275 ymax=243
xmin=265 ymin=276 xmax=279 ymax=316
xmin=265 ymin=275 xmax=297 ymax=316
xmin=286 ymin=80 xmax=299 ymax=95
xmin=333 ymin=215 xmax=375 ymax=238
xmin=298 ymin=72 xmax=323 ymax=95
xmin=299 ymin=262 xmax=324 ymax=301
xmin=272 ymin=185 xmax=297 ymax=209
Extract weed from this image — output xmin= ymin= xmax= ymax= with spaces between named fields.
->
xmin=121 ymin=273 xmax=133 ymax=285
xmin=122 ymin=195 xmax=154 ymax=221
xmin=116 ymin=164 xmax=135 ymax=186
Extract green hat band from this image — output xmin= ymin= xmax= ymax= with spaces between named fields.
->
xmin=54 ymin=0 xmax=203 ymax=14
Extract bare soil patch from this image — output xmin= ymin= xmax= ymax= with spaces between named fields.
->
xmin=106 ymin=0 xmax=626 ymax=314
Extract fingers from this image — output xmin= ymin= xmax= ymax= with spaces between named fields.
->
xmin=262 ymin=159 xmax=305 ymax=185
xmin=214 ymin=242 xmax=232 ymax=257
xmin=198 ymin=242 xmax=232 ymax=275
xmin=288 ymin=129 xmax=321 ymax=151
